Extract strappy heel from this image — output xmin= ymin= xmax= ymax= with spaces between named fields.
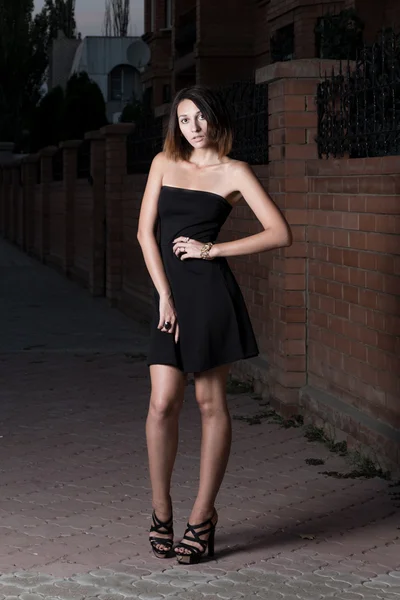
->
xmin=174 ymin=509 xmax=218 ymax=564
xmin=149 ymin=510 xmax=174 ymax=558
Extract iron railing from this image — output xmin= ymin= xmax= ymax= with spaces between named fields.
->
xmin=317 ymin=30 xmax=400 ymax=158
xmin=218 ymin=80 xmax=269 ymax=164
xmin=126 ymin=80 xmax=269 ymax=173
xmin=126 ymin=113 xmax=164 ymax=174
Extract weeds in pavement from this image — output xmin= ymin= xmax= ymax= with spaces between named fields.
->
xmin=233 ymin=400 xmax=304 ymax=429
xmin=305 ymin=425 xmax=391 ymax=481
xmin=229 ymin=382 xmax=393 ymax=482
xmin=226 ymin=377 xmax=254 ymax=394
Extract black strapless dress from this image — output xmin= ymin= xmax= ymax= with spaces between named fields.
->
xmin=147 ymin=185 xmax=259 ymax=373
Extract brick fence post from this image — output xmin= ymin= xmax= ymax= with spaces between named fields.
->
xmin=21 ymin=156 xmax=38 ymax=253
xmin=1 ymin=166 xmax=12 ymax=239
xmin=38 ymin=146 xmax=58 ymax=263
xmin=11 ymin=165 xmax=20 ymax=244
xmin=100 ymin=123 xmax=134 ymax=306
xmin=256 ymin=59 xmax=340 ymax=415
xmin=60 ymin=140 xmax=80 ymax=275
xmin=85 ymin=130 xmax=106 ymax=297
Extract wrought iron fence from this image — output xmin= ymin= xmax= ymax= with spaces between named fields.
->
xmin=126 ymin=80 xmax=269 ymax=173
xmin=218 ymin=80 xmax=269 ymax=164
xmin=126 ymin=113 xmax=164 ymax=174
xmin=77 ymin=139 xmax=91 ymax=179
xmin=52 ymin=149 xmax=63 ymax=181
xmin=317 ymin=30 xmax=400 ymax=158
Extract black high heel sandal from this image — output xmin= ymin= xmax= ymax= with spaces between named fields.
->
xmin=149 ymin=510 xmax=174 ymax=558
xmin=174 ymin=509 xmax=218 ymax=564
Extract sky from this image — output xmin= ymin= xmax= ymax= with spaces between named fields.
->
xmin=34 ymin=0 xmax=144 ymax=37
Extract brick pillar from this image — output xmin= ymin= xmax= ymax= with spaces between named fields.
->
xmin=0 ymin=167 xmax=4 ymax=235
xmin=256 ymin=59 xmax=339 ymax=414
xmin=85 ymin=130 xmax=106 ymax=297
xmin=101 ymin=124 xmax=134 ymax=306
xmin=21 ymin=157 xmax=37 ymax=253
xmin=60 ymin=140 xmax=80 ymax=275
xmin=1 ymin=167 xmax=11 ymax=239
xmin=39 ymin=146 xmax=58 ymax=263
xmin=11 ymin=165 xmax=20 ymax=244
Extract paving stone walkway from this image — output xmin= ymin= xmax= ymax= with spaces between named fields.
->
xmin=0 ymin=238 xmax=399 ymax=600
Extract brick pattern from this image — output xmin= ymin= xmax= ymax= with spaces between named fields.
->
xmin=307 ymin=157 xmax=400 ymax=430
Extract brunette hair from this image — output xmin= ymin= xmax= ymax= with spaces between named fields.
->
xmin=163 ymin=86 xmax=233 ymax=161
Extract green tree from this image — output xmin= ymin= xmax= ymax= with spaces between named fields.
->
xmin=39 ymin=0 xmax=77 ymax=48
xmin=119 ymin=98 xmax=145 ymax=123
xmin=0 ymin=0 xmax=47 ymax=144
xmin=62 ymin=72 xmax=108 ymax=140
xmin=29 ymin=86 xmax=65 ymax=151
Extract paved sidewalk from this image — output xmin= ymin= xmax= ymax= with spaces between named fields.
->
xmin=0 ymin=238 xmax=399 ymax=600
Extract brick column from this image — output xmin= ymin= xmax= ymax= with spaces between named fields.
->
xmin=1 ymin=167 xmax=12 ymax=239
xmin=100 ymin=123 xmax=134 ymax=306
xmin=256 ymin=59 xmax=340 ymax=414
xmin=21 ymin=156 xmax=37 ymax=253
xmin=39 ymin=146 xmax=58 ymax=262
xmin=11 ymin=165 xmax=20 ymax=244
xmin=60 ymin=140 xmax=80 ymax=275
xmin=85 ymin=130 xmax=106 ymax=297
xmin=0 ymin=167 xmax=4 ymax=235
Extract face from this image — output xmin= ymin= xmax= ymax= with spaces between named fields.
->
xmin=177 ymin=99 xmax=208 ymax=149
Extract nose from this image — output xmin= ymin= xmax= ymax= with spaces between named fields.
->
xmin=191 ymin=120 xmax=200 ymax=132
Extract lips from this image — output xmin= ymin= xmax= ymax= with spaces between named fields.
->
xmin=192 ymin=136 xmax=204 ymax=142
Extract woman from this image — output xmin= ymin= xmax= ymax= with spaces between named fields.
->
xmin=137 ymin=86 xmax=291 ymax=565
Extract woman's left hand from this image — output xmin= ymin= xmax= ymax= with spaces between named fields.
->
xmin=172 ymin=237 xmax=215 ymax=261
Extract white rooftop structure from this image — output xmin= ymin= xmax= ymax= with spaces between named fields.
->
xmin=49 ymin=32 xmax=151 ymax=122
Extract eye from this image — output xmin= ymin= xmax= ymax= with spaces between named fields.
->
xmin=198 ymin=113 xmax=206 ymax=120
xmin=180 ymin=118 xmax=189 ymax=124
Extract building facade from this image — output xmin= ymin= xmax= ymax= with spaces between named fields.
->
xmin=142 ymin=0 xmax=400 ymax=112
xmin=49 ymin=33 xmax=151 ymax=122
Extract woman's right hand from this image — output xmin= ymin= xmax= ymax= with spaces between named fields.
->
xmin=158 ymin=293 xmax=179 ymax=343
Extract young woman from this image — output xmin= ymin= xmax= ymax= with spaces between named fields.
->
xmin=137 ymin=86 xmax=291 ymax=565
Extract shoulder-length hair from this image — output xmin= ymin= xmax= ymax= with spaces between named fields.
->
xmin=163 ymin=86 xmax=233 ymax=161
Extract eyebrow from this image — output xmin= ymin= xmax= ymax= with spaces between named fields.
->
xmin=178 ymin=111 xmax=202 ymax=118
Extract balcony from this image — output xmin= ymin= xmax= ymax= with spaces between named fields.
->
xmin=175 ymin=7 xmax=197 ymax=57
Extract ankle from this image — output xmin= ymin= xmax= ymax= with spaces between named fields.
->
xmin=189 ymin=505 xmax=216 ymax=524
xmin=152 ymin=497 xmax=172 ymax=518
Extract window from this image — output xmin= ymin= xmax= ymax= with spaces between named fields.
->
xmin=270 ymin=23 xmax=295 ymax=62
xmin=109 ymin=65 xmax=137 ymax=102
xmin=165 ymin=0 xmax=172 ymax=28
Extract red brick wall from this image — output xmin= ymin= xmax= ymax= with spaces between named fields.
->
xmin=307 ymin=157 xmax=400 ymax=430
xmin=71 ymin=180 xmax=92 ymax=285
xmin=33 ymin=185 xmax=41 ymax=258
xmin=48 ymin=182 xmax=65 ymax=267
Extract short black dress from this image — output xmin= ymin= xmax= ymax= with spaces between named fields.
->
xmin=147 ymin=185 xmax=259 ymax=373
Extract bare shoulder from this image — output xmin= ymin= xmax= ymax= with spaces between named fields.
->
xmin=226 ymin=158 xmax=253 ymax=177
xmin=225 ymin=159 xmax=255 ymax=184
xmin=149 ymin=151 xmax=175 ymax=180
xmin=151 ymin=151 xmax=168 ymax=169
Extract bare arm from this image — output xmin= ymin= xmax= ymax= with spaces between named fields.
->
xmin=211 ymin=162 xmax=292 ymax=259
xmin=137 ymin=153 xmax=179 ymax=340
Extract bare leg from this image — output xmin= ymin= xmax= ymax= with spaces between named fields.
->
xmin=175 ymin=363 xmax=231 ymax=555
xmin=147 ymin=364 xmax=186 ymax=551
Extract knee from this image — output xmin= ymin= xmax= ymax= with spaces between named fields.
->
xmin=196 ymin=392 xmax=219 ymax=418
xmin=149 ymin=395 xmax=182 ymax=420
